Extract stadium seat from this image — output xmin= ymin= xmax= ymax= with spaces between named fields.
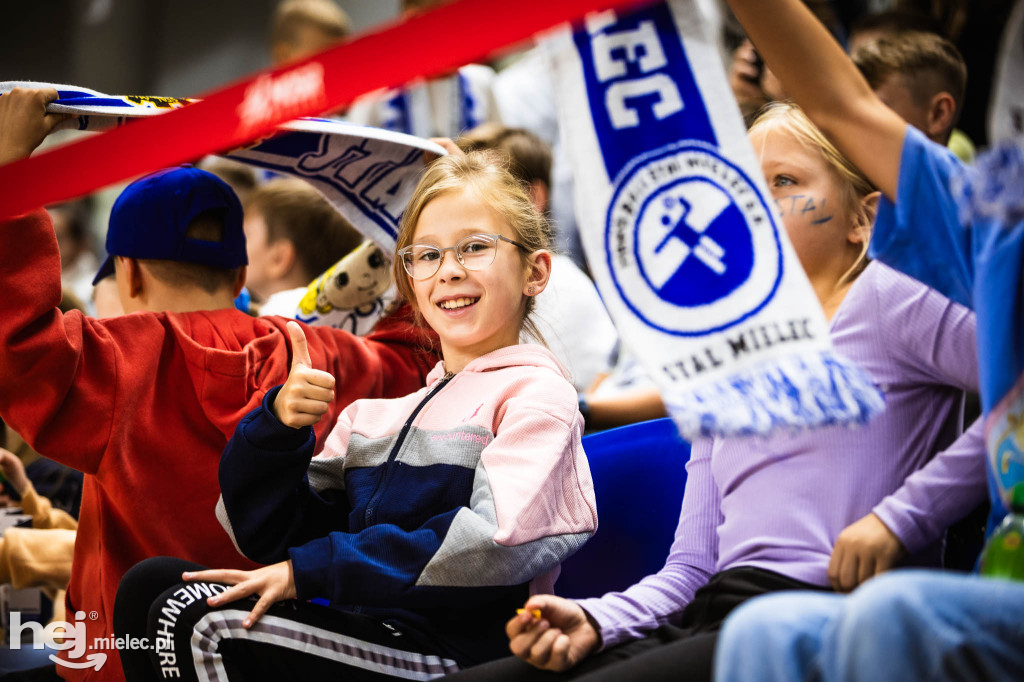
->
xmin=556 ymin=418 xmax=690 ymax=599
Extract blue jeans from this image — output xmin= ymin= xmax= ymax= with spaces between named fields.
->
xmin=714 ymin=569 xmax=1024 ymax=682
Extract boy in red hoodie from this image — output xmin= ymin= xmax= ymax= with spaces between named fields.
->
xmin=0 ymin=87 xmax=435 ymax=680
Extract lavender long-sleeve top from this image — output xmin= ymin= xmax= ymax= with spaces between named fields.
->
xmin=579 ymin=261 xmax=987 ymax=649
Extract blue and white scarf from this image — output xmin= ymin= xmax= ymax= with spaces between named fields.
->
xmin=223 ymin=118 xmax=444 ymax=253
xmin=0 ymin=81 xmax=195 ymax=131
xmin=346 ymin=65 xmax=497 ymax=139
xmin=2 ymin=81 xmax=445 ymax=254
xmin=546 ymin=1 xmax=884 ymax=439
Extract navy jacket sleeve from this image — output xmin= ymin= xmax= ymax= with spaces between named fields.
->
xmin=217 ymin=387 xmax=352 ymax=564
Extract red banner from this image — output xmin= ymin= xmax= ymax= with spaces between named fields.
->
xmin=0 ymin=0 xmax=654 ymax=219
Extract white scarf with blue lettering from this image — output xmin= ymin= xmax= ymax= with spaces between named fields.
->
xmin=547 ymin=0 xmax=884 ymax=438
xmin=1 ymin=81 xmax=444 ymax=253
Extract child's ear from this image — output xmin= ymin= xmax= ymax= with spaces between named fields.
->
xmin=927 ymin=91 xmax=957 ymax=142
xmin=527 ymin=180 xmax=549 ymax=214
xmin=267 ymin=240 xmax=297 ymax=279
xmin=232 ymin=266 xmax=247 ymax=299
xmin=849 ymin=191 xmax=880 ymax=245
xmin=523 ymin=250 xmax=553 ymax=297
xmin=122 ymin=257 xmax=145 ymax=299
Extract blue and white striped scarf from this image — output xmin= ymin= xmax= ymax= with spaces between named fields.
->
xmin=547 ymin=0 xmax=884 ymax=439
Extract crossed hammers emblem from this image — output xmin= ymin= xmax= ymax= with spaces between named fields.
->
xmin=655 ymin=194 xmax=727 ymax=275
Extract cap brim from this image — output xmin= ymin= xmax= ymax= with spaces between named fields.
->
xmin=92 ymin=255 xmax=116 ymax=286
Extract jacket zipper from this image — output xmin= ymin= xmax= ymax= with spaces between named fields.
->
xmin=363 ymin=371 xmax=455 ymax=526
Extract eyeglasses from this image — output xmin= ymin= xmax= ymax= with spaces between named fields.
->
xmin=397 ymin=233 xmax=529 ymax=280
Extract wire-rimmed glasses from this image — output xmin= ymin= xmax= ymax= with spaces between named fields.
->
xmin=397 ymin=233 xmax=528 ymax=280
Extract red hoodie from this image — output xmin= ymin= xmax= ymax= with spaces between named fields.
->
xmin=0 ymin=209 xmax=436 ymax=680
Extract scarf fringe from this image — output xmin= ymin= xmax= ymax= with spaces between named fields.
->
xmin=953 ymin=138 xmax=1024 ymax=226
xmin=665 ymin=350 xmax=885 ymax=440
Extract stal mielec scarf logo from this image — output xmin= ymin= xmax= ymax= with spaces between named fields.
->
xmin=551 ymin=1 xmax=883 ymax=438
xmin=607 ymin=142 xmax=782 ymax=336
xmin=584 ymin=8 xmax=784 ymax=337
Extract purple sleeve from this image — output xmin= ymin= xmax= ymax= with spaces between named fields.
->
xmin=576 ymin=437 xmax=720 ymax=649
xmin=869 ymin=265 xmax=987 ymax=553
xmin=872 ymin=418 xmax=986 ymax=553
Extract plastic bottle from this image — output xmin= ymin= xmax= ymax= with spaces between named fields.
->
xmin=980 ymin=483 xmax=1024 ymax=581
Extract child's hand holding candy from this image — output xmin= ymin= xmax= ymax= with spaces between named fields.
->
xmin=506 ymin=595 xmax=602 ymax=672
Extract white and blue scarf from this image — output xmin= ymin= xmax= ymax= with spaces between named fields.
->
xmin=346 ymin=65 xmax=497 ymax=139
xmin=546 ymin=1 xmax=884 ymax=439
xmin=1 ymin=81 xmax=445 ymax=254
xmin=223 ymin=117 xmax=444 ymax=253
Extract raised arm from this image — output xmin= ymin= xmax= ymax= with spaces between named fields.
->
xmin=726 ymin=0 xmax=906 ymax=198
xmin=0 ymin=449 xmax=76 ymax=530
xmin=0 ymin=89 xmax=131 ymax=475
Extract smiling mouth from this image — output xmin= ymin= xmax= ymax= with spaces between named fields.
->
xmin=438 ymin=296 xmax=480 ymax=310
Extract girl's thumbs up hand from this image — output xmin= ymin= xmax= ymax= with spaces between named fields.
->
xmin=272 ymin=321 xmax=337 ymax=428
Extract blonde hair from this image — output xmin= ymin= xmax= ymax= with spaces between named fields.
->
xmin=393 ymin=151 xmax=552 ymax=342
xmin=749 ymin=101 xmax=877 ymax=282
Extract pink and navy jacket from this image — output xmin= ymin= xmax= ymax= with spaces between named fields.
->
xmin=217 ymin=343 xmax=598 ymax=664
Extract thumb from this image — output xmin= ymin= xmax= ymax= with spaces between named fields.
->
xmin=524 ymin=594 xmax=554 ymax=611
xmin=286 ymin=321 xmax=312 ymax=371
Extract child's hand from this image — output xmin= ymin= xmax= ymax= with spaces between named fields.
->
xmin=505 ymin=595 xmax=601 ymax=672
xmin=0 ymin=449 xmax=29 ymax=498
xmin=828 ymin=512 xmax=906 ymax=592
xmin=273 ymin=321 xmax=336 ymax=429
xmin=425 ymin=137 xmax=463 ymax=163
xmin=0 ymin=87 xmax=68 ymax=165
xmin=182 ymin=561 xmax=297 ymax=629
xmin=728 ymin=39 xmax=765 ymax=103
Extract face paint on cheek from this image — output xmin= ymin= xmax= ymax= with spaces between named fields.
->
xmin=774 ymin=193 xmax=805 ymax=217
xmin=775 ymin=194 xmax=833 ymax=224
xmin=805 ymin=196 xmax=834 ymax=225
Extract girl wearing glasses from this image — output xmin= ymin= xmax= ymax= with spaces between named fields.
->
xmin=115 ymin=152 xmax=598 ymax=682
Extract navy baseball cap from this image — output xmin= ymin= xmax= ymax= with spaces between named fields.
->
xmin=92 ymin=166 xmax=247 ymax=285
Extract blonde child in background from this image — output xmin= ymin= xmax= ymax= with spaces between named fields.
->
xmin=448 ymin=102 xmax=985 ymax=682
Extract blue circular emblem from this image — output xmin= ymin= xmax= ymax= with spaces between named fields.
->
xmin=605 ymin=144 xmax=784 ymax=336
